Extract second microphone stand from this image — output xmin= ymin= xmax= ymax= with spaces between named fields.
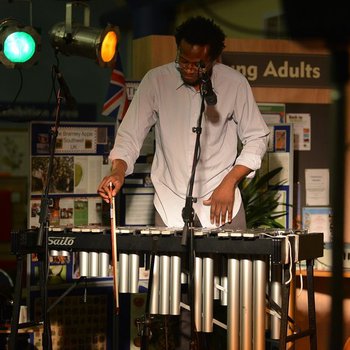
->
xmin=181 ymin=90 xmax=206 ymax=350
xmin=9 ymin=66 xmax=74 ymax=350
xmin=36 ymin=66 xmax=70 ymax=350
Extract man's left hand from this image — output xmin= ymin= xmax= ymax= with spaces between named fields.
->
xmin=203 ymin=181 xmax=235 ymax=226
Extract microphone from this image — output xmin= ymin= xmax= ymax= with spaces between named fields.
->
xmin=199 ymin=65 xmax=217 ymax=106
xmin=53 ymin=65 xmax=77 ymax=110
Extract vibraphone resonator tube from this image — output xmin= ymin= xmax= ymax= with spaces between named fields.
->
xmin=71 ymin=226 xmax=110 ymax=278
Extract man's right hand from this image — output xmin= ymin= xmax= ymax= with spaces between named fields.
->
xmin=97 ymin=159 xmax=127 ymax=203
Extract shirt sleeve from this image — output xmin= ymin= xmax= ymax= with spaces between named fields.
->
xmin=108 ymin=71 xmax=158 ymax=175
xmin=234 ymin=78 xmax=270 ymax=172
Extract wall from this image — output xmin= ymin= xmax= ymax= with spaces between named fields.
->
xmin=176 ymin=0 xmax=282 ymax=38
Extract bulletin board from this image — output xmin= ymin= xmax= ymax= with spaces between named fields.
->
xmin=29 ymin=121 xmax=115 ymax=229
xmin=285 ymin=103 xmax=332 ymax=212
xmin=259 ymin=102 xmax=332 ymax=228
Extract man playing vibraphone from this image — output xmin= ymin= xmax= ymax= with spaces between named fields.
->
xmin=98 ymin=16 xmax=269 ymax=350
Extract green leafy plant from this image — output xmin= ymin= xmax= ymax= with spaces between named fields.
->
xmin=239 ymin=167 xmax=289 ymax=228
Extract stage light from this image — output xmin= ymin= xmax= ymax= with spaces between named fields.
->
xmin=49 ymin=2 xmax=118 ymax=67
xmin=0 ymin=18 xmax=41 ymax=69
xmin=49 ymin=23 xmax=118 ymax=67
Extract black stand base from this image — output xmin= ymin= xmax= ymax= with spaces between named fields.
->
xmin=279 ymin=259 xmax=317 ymax=350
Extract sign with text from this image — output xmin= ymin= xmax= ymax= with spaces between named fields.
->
xmin=222 ymin=52 xmax=330 ymax=88
xmin=55 ymin=127 xmax=98 ymax=154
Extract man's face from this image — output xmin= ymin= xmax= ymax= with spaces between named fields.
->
xmin=176 ymin=39 xmax=213 ymax=87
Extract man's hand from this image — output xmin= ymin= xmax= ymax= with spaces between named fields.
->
xmin=97 ymin=159 xmax=127 ymax=203
xmin=203 ymin=165 xmax=252 ymax=226
xmin=203 ymin=179 xmax=235 ymax=226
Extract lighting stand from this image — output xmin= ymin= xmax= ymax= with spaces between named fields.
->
xmin=181 ymin=92 xmax=206 ymax=350
xmin=36 ymin=66 xmax=72 ymax=350
xmin=8 ymin=66 xmax=70 ymax=350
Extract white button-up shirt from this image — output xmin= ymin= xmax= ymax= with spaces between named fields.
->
xmin=109 ymin=62 xmax=270 ymax=228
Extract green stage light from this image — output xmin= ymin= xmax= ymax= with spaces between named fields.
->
xmin=0 ymin=18 xmax=41 ymax=68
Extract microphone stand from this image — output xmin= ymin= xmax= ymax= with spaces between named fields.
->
xmin=35 ymin=67 xmax=68 ymax=349
xmin=9 ymin=67 xmax=78 ymax=350
xmin=181 ymin=90 xmax=206 ymax=350
xmin=139 ymin=238 xmax=158 ymax=350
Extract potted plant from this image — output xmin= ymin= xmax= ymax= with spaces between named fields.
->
xmin=239 ymin=166 xmax=289 ymax=228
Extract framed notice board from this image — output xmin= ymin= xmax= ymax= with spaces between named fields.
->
xmin=29 ymin=121 xmax=115 ymax=228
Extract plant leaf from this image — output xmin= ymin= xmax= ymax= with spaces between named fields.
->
xmin=239 ymin=167 xmax=290 ymax=229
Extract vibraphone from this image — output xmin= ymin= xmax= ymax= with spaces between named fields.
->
xmin=10 ymin=226 xmax=323 ymax=350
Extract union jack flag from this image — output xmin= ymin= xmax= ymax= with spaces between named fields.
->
xmin=101 ymin=53 xmax=129 ymax=121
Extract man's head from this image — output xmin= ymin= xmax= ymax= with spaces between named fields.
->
xmin=175 ymin=16 xmax=226 ymax=61
xmin=174 ymin=16 xmax=226 ymax=86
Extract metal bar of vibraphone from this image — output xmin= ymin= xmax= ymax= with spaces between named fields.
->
xmin=220 ymin=256 xmax=228 ymax=306
xmin=194 ymin=256 xmax=203 ymax=332
xmin=159 ymin=255 xmax=171 ymax=314
xmin=170 ymin=255 xmax=181 ymax=315
xmin=129 ymin=253 xmax=140 ymax=293
xmin=227 ymin=255 xmax=267 ymax=350
xmin=227 ymin=257 xmax=240 ymax=350
xmin=150 ymin=255 xmax=160 ymax=315
xmin=271 ymin=264 xmax=282 ymax=340
xmin=79 ymin=251 xmax=89 ymax=277
xmin=50 ymin=249 xmax=59 ymax=256
xmin=214 ymin=275 xmax=220 ymax=300
xmin=89 ymin=251 xmax=99 ymax=277
xmin=203 ymin=257 xmax=214 ymax=332
xmin=98 ymin=252 xmax=109 ymax=277
xmin=119 ymin=253 xmax=129 ymax=293
xmin=181 ymin=272 xmax=188 ymax=284
xmin=213 ymin=255 xmax=221 ymax=301
xmin=253 ymin=259 xmax=266 ymax=350
xmin=241 ymin=258 xmax=253 ymax=350
xmin=220 ymin=275 xmax=228 ymax=306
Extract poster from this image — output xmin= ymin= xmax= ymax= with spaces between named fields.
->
xmin=303 ymin=206 xmax=332 ymax=243
xmin=286 ymin=113 xmax=311 ymax=151
xmin=29 ymin=121 xmax=115 ymax=228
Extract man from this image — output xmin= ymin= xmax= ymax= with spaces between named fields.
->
xmin=98 ymin=16 xmax=270 ymax=349
xmin=98 ymin=16 xmax=269 ymax=230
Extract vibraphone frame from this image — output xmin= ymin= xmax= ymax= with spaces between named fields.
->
xmin=9 ymin=228 xmax=323 ymax=350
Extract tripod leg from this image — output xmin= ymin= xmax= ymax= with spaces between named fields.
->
xmin=141 ymin=249 xmax=158 ymax=350
xmin=8 ymin=254 xmax=24 ymax=350
xmin=38 ymin=256 xmax=52 ymax=350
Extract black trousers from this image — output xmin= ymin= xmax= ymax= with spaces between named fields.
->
xmin=154 ymin=202 xmax=247 ymax=231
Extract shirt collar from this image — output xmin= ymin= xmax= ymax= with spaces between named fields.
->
xmin=174 ymin=62 xmax=186 ymax=90
xmin=173 ymin=61 xmax=218 ymax=91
